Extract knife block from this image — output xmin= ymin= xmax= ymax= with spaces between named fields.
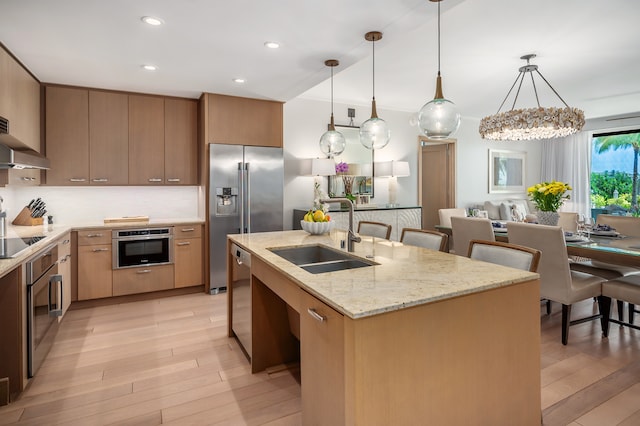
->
xmin=12 ymin=207 xmax=44 ymax=226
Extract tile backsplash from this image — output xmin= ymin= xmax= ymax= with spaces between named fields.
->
xmin=0 ymin=186 xmax=200 ymax=225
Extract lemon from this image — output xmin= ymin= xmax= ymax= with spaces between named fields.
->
xmin=313 ymin=210 xmax=325 ymax=222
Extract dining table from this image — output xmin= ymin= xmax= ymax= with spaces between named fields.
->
xmin=436 ymin=224 xmax=640 ymax=268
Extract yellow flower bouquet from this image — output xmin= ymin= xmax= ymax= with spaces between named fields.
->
xmin=527 ymin=180 xmax=572 ymax=212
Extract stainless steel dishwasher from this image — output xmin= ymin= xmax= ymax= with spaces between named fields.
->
xmin=230 ymin=243 xmax=252 ymax=358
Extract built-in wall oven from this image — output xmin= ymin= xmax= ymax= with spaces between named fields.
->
xmin=112 ymin=227 xmax=173 ymax=269
xmin=27 ymin=244 xmax=62 ymax=378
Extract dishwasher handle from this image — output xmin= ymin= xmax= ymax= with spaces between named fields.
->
xmin=230 ymin=243 xmax=251 ymax=268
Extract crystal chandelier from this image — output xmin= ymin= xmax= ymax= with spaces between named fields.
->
xmin=418 ymin=0 xmax=460 ymax=140
xmin=360 ymin=31 xmax=390 ymax=150
xmin=479 ymin=54 xmax=585 ymax=141
xmin=319 ymin=59 xmax=346 ymax=157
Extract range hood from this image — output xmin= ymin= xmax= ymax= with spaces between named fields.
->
xmin=0 ymin=117 xmax=50 ymax=169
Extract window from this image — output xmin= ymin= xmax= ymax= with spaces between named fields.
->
xmin=590 ymin=130 xmax=640 ymax=216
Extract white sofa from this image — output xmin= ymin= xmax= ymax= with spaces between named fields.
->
xmin=483 ymin=199 xmax=536 ymax=222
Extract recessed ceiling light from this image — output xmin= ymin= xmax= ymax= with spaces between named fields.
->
xmin=142 ymin=64 xmax=158 ymax=71
xmin=233 ymin=78 xmax=246 ymax=84
xmin=264 ymin=41 xmax=280 ymax=49
xmin=141 ymin=16 xmax=164 ymax=26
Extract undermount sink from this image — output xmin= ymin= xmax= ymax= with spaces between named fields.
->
xmin=269 ymin=244 xmax=377 ymax=274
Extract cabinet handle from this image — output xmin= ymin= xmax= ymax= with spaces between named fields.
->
xmin=181 ymin=228 xmax=195 ymax=232
xmin=62 ymin=239 xmax=70 ymax=245
xmin=177 ymin=241 xmax=191 ymax=246
xmin=92 ymin=248 xmax=109 ymax=252
xmin=69 ymin=178 xmax=87 ymax=182
xmin=92 ymin=178 xmax=108 ymax=182
xmin=59 ymin=257 xmax=68 ymax=263
xmin=148 ymin=178 xmax=163 ymax=182
xmin=86 ymin=233 xmax=103 ymax=238
xmin=21 ymin=177 xmax=36 ymax=181
xmin=167 ymin=178 xmax=181 ymax=182
xmin=307 ymin=308 xmax=326 ymax=323
xmin=136 ymin=269 xmax=152 ymax=274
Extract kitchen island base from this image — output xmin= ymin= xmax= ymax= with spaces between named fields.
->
xmin=230 ymin=253 xmax=541 ymax=425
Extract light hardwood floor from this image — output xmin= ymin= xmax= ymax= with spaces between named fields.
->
xmin=0 ymin=292 xmax=639 ymax=425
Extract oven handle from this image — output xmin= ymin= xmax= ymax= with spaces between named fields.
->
xmin=49 ymin=274 xmax=63 ymax=318
xmin=112 ymin=235 xmax=173 ymax=241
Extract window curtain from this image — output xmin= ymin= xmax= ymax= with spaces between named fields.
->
xmin=540 ymin=131 xmax=592 ymax=218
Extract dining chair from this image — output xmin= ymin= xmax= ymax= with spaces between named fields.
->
xmin=468 ymin=240 xmax=541 ymax=272
xmin=596 ymin=214 xmax=640 ymax=237
xmin=507 ymin=222 xmax=609 ymax=345
xmin=401 ymin=228 xmax=448 ymax=252
xmin=357 ymin=220 xmax=392 ymax=240
xmin=601 ymin=274 xmax=640 ymax=334
xmin=557 ymin=212 xmax=578 ymax=233
xmin=437 ymin=208 xmax=467 ymax=227
xmin=450 ymin=216 xmax=495 ymax=257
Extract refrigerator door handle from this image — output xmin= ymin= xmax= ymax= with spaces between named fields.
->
xmin=245 ymin=162 xmax=250 ymax=233
xmin=238 ymin=162 xmax=245 ymax=233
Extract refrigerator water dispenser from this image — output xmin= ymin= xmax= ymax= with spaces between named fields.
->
xmin=215 ymin=187 xmax=238 ymax=216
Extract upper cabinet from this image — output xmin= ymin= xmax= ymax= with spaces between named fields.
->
xmin=0 ymin=47 xmax=40 ymax=152
xmin=207 ymin=93 xmax=283 ymax=147
xmin=44 ymin=86 xmax=90 ymax=185
xmin=44 ymin=87 xmax=198 ymax=186
xmin=89 ymin=90 xmax=129 ymax=185
xmin=128 ymin=94 xmax=165 ymax=185
xmin=165 ymin=98 xmax=198 ymax=185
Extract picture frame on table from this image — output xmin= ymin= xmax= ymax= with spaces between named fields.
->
xmin=488 ymin=149 xmax=526 ymax=194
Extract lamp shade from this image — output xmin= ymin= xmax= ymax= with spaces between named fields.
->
xmin=376 ymin=160 xmax=410 ymax=177
xmin=311 ymin=158 xmax=336 ymax=176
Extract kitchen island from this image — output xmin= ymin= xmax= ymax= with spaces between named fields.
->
xmin=227 ymin=230 xmax=541 ymax=425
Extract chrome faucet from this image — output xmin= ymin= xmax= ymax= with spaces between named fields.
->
xmin=320 ymin=198 xmax=361 ymax=252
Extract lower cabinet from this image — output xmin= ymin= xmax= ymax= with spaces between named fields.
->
xmin=113 ymin=265 xmax=174 ymax=296
xmin=77 ymin=244 xmax=113 ymax=300
xmin=174 ymin=224 xmax=203 ymax=288
xmin=300 ymin=289 xmax=345 ymax=425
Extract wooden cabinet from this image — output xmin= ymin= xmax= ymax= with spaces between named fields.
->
xmin=0 ymin=268 xmax=24 ymax=400
xmin=113 ymin=264 xmax=174 ymax=296
xmin=89 ymin=90 xmax=128 ymax=184
xmin=77 ymin=229 xmax=113 ymax=300
xmin=0 ymin=46 xmax=40 ymax=152
xmin=57 ymin=233 xmax=72 ymax=320
xmin=165 ymin=98 xmax=197 ymax=185
xmin=174 ymin=224 xmax=203 ymax=288
xmin=7 ymin=169 xmax=41 ymax=186
xmin=300 ymin=290 xmax=345 ymax=425
xmin=128 ymin=94 xmax=165 ymax=185
xmin=207 ymin=93 xmax=283 ymax=147
xmin=45 ymin=87 xmax=197 ymax=186
xmin=44 ymin=86 xmax=90 ymax=185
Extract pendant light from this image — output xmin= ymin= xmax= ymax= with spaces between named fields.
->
xmin=319 ymin=59 xmax=346 ymax=157
xmin=360 ymin=31 xmax=390 ymax=150
xmin=418 ymin=0 xmax=460 ymax=140
xmin=479 ymin=54 xmax=585 ymax=141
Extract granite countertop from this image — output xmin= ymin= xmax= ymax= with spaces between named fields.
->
xmin=0 ymin=218 xmax=205 ymax=278
xmin=229 ymin=230 xmax=539 ymax=319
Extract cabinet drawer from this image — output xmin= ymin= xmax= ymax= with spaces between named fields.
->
xmin=174 ymin=224 xmax=202 ymax=239
xmin=77 ymin=229 xmax=111 ymax=246
xmin=113 ymin=264 xmax=174 ymax=296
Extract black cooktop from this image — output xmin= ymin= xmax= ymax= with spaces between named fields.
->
xmin=0 ymin=236 xmax=46 ymax=259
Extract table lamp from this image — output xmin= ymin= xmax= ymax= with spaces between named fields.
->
xmin=376 ymin=160 xmax=410 ymax=207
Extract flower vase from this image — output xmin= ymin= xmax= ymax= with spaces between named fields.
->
xmin=537 ymin=211 xmax=560 ymax=226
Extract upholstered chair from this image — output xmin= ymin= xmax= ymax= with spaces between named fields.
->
xmin=507 ymin=222 xmax=609 ymax=345
xmin=450 ymin=216 xmax=495 ymax=257
xmin=401 ymin=228 xmax=448 ymax=252
xmin=468 ymin=240 xmax=540 ymax=272
xmin=357 ymin=221 xmax=392 ymax=240
xmin=437 ymin=208 xmax=467 ymax=227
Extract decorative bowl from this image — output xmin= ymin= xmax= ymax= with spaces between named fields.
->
xmin=300 ymin=220 xmax=334 ymax=235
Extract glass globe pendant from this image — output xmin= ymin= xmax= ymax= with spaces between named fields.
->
xmin=418 ymin=0 xmax=460 ymax=140
xmin=319 ymin=59 xmax=346 ymax=157
xmin=360 ymin=31 xmax=390 ymax=150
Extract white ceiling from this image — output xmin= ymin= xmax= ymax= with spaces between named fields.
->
xmin=1 ymin=0 xmax=639 ymax=121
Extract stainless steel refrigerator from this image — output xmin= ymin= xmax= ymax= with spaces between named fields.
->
xmin=208 ymin=144 xmax=283 ymax=293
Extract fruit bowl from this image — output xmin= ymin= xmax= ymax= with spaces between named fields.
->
xmin=300 ymin=220 xmax=334 ymax=235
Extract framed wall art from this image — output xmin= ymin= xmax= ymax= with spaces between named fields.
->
xmin=488 ymin=149 xmax=526 ymax=193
